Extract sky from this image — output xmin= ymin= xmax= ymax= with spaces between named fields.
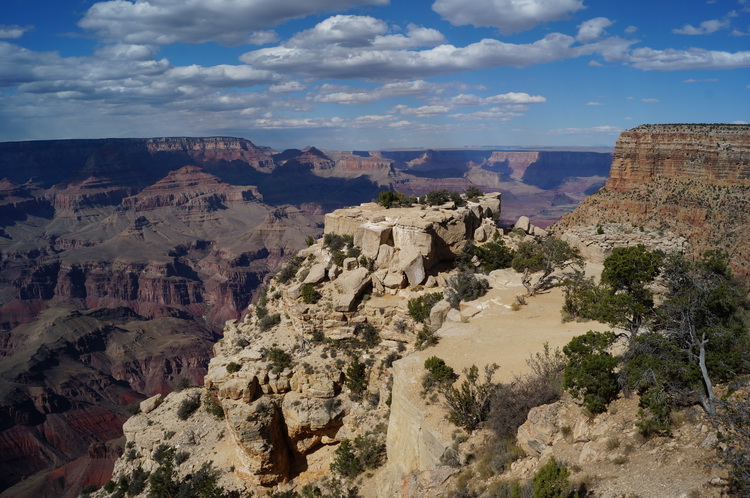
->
xmin=1 ymin=0 xmax=749 ymax=150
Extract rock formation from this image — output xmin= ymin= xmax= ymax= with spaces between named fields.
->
xmin=100 ymin=193 xmax=502 ymax=495
xmin=555 ymin=124 xmax=750 ymax=276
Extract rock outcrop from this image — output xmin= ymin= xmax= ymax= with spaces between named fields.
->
xmin=555 ymin=124 xmax=750 ymax=276
xmin=323 ymin=193 xmax=500 ymax=286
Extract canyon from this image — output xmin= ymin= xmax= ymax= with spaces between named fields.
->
xmin=555 ymin=123 xmax=750 ymax=278
xmin=90 ymin=123 xmax=748 ymax=497
xmin=0 ymin=137 xmax=611 ymax=495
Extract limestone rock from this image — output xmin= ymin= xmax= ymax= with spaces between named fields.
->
xmin=303 ymin=263 xmax=328 ymax=285
xmin=361 ymin=222 xmax=393 ymax=259
xmin=281 ymin=392 xmax=345 ymax=454
xmin=376 ymin=244 xmax=396 ymax=267
xmin=383 ymin=270 xmax=407 ymax=290
xmin=514 ymin=216 xmax=530 ymax=234
xmin=343 ymin=257 xmax=358 ymax=270
xmin=226 ymin=398 xmax=291 ymax=484
xmin=428 ymin=299 xmax=451 ymax=331
xmin=332 ymin=267 xmax=371 ymax=311
xmin=516 ymin=403 xmax=560 ymax=456
xmin=400 ymin=251 xmax=426 ymax=287
xmin=139 ymin=394 xmax=163 ymax=414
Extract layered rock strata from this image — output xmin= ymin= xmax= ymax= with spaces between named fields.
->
xmin=556 ymin=124 xmax=750 ymax=276
xmin=102 ymin=193 xmax=502 ymax=494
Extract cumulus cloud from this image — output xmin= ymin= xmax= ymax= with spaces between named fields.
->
xmin=432 ymin=0 xmax=584 ymax=34
xmin=627 ymin=47 xmax=750 ymax=70
xmin=585 ymin=101 xmax=603 ymax=105
xmin=624 ymin=25 xmax=638 ymax=34
xmin=642 ymin=98 xmax=660 ymax=103
xmin=0 ymin=24 xmax=32 ymax=39
xmin=79 ymin=0 xmax=389 ymax=46
xmin=673 ymin=19 xmax=729 ymax=35
xmin=241 ymin=31 xmax=603 ymax=80
xmin=577 ymin=17 xmax=613 ymax=42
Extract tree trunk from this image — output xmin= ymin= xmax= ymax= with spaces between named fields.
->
xmin=698 ymin=334 xmax=716 ymax=415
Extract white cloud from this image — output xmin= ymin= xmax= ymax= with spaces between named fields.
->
xmin=269 ymin=81 xmax=306 ymax=93
xmin=0 ymin=24 xmax=32 ymax=39
xmin=79 ymin=0 xmax=389 ymax=46
xmin=627 ymin=47 xmax=750 ymax=70
xmin=624 ymin=25 xmax=638 ymax=34
xmin=642 ymin=98 xmax=660 ymax=103
xmin=683 ymin=78 xmax=719 ymax=83
xmin=577 ymin=17 xmax=613 ymax=42
xmin=432 ymin=0 xmax=584 ymax=34
xmin=390 ymin=104 xmax=451 ymax=117
xmin=673 ymin=19 xmax=729 ymax=35
xmin=588 ymin=60 xmax=603 ymax=67
xmin=549 ymin=125 xmax=621 ymax=135
xmin=286 ymin=16 xmax=444 ymax=50
xmin=241 ymin=32 xmax=602 ymax=80
xmin=585 ymin=101 xmax=603 ymax=106
xmin=247 ymin=30 xmax=279 ymax=45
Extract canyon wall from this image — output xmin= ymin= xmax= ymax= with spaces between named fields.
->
xmin=556 ymin=124 xmax=750 ymax=277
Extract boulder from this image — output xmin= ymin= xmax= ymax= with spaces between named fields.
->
xmin=303 ymin=263 xmax=328 ymax=285
xmin=281 ymin=392 xmax=345 ymax=455
xmin=376 ymin=244 xmax=396 ymax=267
xmin=333 ymin=267 xmax=371 ymax=311
xmin=400 ymin=251 xmax=426 ymax=287
xmin=516 ymin=403 xmax=560 ymax=456
xmin=383 ymin=270 xmax=407 ymax=290
xmin=514 ymin=216 xmax=531 ymax=234
xmin=361 ymin=222 xmax=393 ymax=259
xmin=343 ymin=257 xmax=358 ymax=270
xmin=428 ymin=300 xmax=451 ymax=331
xmin=327 ymin=265 xmax=342 ymax=280
xmin=139 ymin=394 xmax=163 ymax=414
xmin=226 ymin=398 xmax=291 ymax=484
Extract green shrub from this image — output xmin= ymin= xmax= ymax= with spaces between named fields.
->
xmin=445 ymin=270 xmax=489 ymax=308
xmin=204 ymin=394 xmax=224 ymax=420
xmin=301 ymin=284 xmax=321 ymax=304
xmin=374 ymin=190 xmax=415 ymax=208
xmin=305 ymin=235 xmax=315 ymax=246
xmin=226 ymin=361 xmax=241 ymax=373
xmin=465 ymin=186 xmax=483 ymax=201
xmin=277 ymin=256 xmax=304 ymax=284
xmin=471 ymin=240 xmax=515 ymax=272
xmin=415 ymin=325 xmax=439 ymax=350
xmin=258 ymin=313 xmax=281 ymax=331
xmin=176 ymin=395 xmax=201 ymax=420
xmin=562 ymin=331 xmax=619 ymax=414
xmin=407 ymin=292 xmax=443 ymax=323
xmin=330 ymin=432 xmax=386 ymax=478
xmin=532 ymin=457 xmax=571 ymax=498
xmin=444 ymin=363 xmax=499 ymax=431
xmin=267 ymin=347 xmax=293 ymax=373
xmin=354 ymin=322 xmax=379 ymax=348
xmin=423 ymin=356 xmax=457 ymax=395
xmin=345 ymin=357 xmax=368 ymax=398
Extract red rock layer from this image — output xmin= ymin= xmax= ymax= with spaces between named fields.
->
xmin=555 ymin=124 xmax=750 ymax=277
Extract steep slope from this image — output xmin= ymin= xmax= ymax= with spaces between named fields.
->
xmin=555 ymin=124 xmax=750 ymax=277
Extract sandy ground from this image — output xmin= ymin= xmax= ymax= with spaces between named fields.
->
xmin=420 ymin=264 xmax=608 ymax=384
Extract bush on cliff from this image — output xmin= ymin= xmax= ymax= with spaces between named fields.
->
xmin=445 ymin=270 xmax=489 ymax=308
xmin=407 ymin=292 xmax=443 ymax=323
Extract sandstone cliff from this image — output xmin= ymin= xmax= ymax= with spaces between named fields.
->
xmin=555 ymin=124 xmax=750 ymax=276
xmin=100 ymin=194 xmax=502 ymax=495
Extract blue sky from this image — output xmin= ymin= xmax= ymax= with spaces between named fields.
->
xmin=1 ymin=0 xmax=749 ymax=150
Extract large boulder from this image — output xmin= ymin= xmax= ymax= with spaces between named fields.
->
xmin=400 ymin=251 xmax=426 ymax=287
xmin=281 ymin=391 xmax=345 ymax=454
xmin=303 ymin=263 xmax=328 ymax=285
xmin=332 ymin=267 xmax=371 ymax=311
